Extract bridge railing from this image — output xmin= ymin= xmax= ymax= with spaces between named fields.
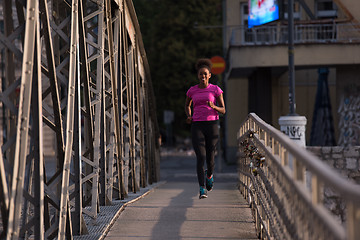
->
xmin=237 ymin=113 xmax=360 ymax=240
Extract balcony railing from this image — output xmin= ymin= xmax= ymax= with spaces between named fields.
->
xmin=230 ymin=23 xmax=360 ymax=46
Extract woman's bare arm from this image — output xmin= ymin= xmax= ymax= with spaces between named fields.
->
xmin=207 ymin=93 xmax=226 ymax=115
xmin=185 ymin=96 xmax=193 ymax=124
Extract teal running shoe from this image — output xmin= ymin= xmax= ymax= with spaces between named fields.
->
xmin=205 ymin=170 xmax=213 ymax=191
xmin=199 ymin=186 xmax=207 ymax=199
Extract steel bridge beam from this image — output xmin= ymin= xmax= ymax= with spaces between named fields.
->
xmin=0 ymin=0 xmax=160 ymax=239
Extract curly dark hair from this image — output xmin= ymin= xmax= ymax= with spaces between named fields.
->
xmin=195 ymin=58 xmax=212 ymax=72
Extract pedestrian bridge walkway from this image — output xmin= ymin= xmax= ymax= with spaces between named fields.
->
xmin=72 ymin=152 xmax=258 ymax=240
xmin=107 ymin=147 xmax=259 ymax=240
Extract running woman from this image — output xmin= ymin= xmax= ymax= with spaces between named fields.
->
xmin=185 ymin=58 xmax=226 ymax=199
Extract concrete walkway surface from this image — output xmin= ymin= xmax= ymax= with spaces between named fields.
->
xmin=103 ymin=151 xmax=258 ymax=240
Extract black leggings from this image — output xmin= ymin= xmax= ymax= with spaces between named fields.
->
xmin=191 ymin=121 xmax=219 ymax=187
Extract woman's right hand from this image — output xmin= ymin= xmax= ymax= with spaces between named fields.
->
xmin=186 ymin=116 xmax=192 ymax=124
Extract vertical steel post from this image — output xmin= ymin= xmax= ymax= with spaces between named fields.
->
xmin=72 ymin=20 xmax=88 ymax=233
xmin=105 ymin=0 xmax=126 ymax=203
xmin=118 ymin=1 xmax=127 ymax=200
xmin=2 ymin=0 xmax=16 ymax=167
xmin=143 ymin=84 xmax=153 ymax=184
xmin=136 ymin=61 xmax=146 ymax=188
xmin=92 ymin=0 xmax=104 ymax=215
xmin=78 ymin=0 xmax=94 ymax=222
xmin=79 ymin=0 xmax=103 ymax=218
xmin=6 ymin=0 xmax=37 ymax=238
xmin=0 ymin=150 xmax=8 ymax=235
xmin=128 ymin=48 xmax=138 ymax=193
xmin=32 ymin=21 xmax=45 ymax=239
xmin=288 ymin=0 xmax=296 ymax=115
xmin=121 ymin=3 xmax=131 ymax=197
xmin=107 ymin=8 xmax=120 ymax=201
xmin=57 ymin=0 xmax=79 ymax=238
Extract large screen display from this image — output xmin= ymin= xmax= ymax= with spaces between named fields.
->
xmin=248 ymin=0 xmax=280 ymax=28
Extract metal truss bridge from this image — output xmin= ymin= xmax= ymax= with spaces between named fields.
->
xmin=0 ymin=0 xmax=160 ymax=239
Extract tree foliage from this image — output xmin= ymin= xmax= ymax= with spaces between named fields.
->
xmin=133 ymin=0 xmax=223 ymax=139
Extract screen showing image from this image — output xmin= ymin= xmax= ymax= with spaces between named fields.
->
xmin=248 ymin=0 xmax=279 ymax=28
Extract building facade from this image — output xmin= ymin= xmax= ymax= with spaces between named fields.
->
xmin=224 ymin=0 xmax=360 ymax=161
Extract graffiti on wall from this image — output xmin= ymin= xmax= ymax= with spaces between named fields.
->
xmin=282 ymin=126 xmax=302 ymax=140
xmin=338 ymin=95 xmax=360 ymax=146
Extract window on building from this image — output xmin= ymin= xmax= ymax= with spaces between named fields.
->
xmin=315 ymin=0 xmax=337 ymax=19
xmin=240 ymin=3 xmax=252 ymax=43
xmin=283 ymin=1 xmax=301 ymax=20
xmin=241 ymin=3 xmax=249 ymax=26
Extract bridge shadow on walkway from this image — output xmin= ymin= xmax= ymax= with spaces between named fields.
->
xmin=104 ymin=149 xmax=258 ymax=240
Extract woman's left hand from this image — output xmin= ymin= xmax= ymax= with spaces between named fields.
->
xmin=207 ymin=101 xmax=214 ymax=109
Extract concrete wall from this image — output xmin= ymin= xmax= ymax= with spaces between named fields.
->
xmin=229 ymin=44 xmax=360 ymax=68
xmin=307 ymin=146 xmax=360 ymax=222
xmin=226 ymin=76 xmax=248 ymax=162
xmin=225 ymin=0 xmax=243 ymax=51
xmin=226 ymin=0 xmax=242 ymax=26
xmin=308 ymin=146 xmax=360 ymax=185
xmin=333 ymin=0 xmax=360 ymax=22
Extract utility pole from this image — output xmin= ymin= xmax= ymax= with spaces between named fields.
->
xmin=288 ymin=0 xmax=296 ymax=115
xmin=279 ymin=0 xmax=307 ymax=147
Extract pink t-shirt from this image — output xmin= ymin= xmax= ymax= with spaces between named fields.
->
xmin=186 ymin=84 xmax=223 ymax=121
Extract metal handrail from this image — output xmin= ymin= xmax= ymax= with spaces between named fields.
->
xmin=230 ymin=23 xmax=360 ymax=46
xmin=244 ymin=113 xmax=360 ymax=200
xmin=237 ymin=113 xmax=360 ymax=240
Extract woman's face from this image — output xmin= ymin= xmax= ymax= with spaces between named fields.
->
xmin=197 ymin=68 xmax=211 ymax=86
